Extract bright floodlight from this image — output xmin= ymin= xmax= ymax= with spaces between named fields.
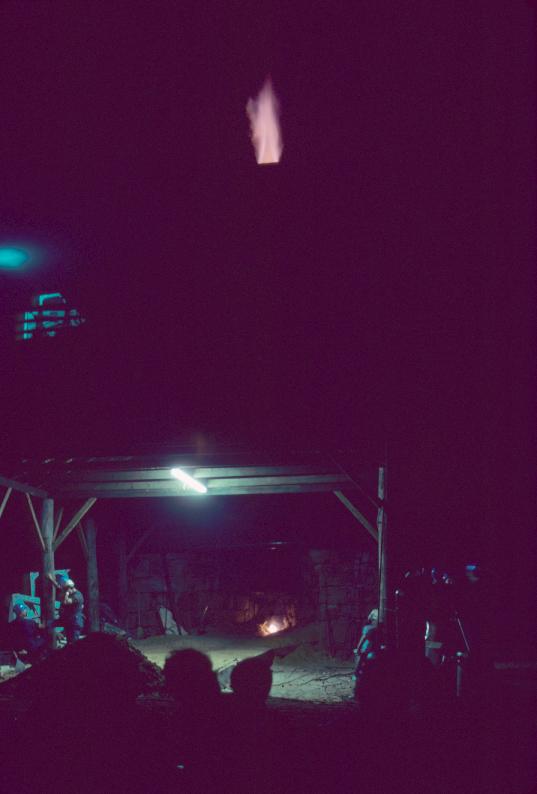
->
xmin=170 ymin=468 xmax=207 ymax=494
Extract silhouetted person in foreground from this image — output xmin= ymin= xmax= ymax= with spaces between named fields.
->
xmin=164 ymin=648 xmax=230 ymax=789
xmin=164 ymin=647 xmax=221 ymax=710
xmin=230 ymin=649 xmax=274 ymax=708
xmin=459 ymin=563 xmax=497 ymax=698
xmin=7 ymin=633 xmax=160 ymax=793
xmin=164 ymin=648 xmax=281 ymax=792
xmin=227 ymin=650 xmax=283 ymax=791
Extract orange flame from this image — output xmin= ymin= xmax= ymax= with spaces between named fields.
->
xmin=246 ymin=79 xmax=283 ymax=164
xmin=258 ymin=617 xmax=288 ymax=636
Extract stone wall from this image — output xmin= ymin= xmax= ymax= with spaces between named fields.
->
xmin=126 ymin=551 xmax=220 ymax=636
xmin=309 ymin=548 xmax=377 ymax=655
xmin=125 ymin=547 xmax=378 ymax=655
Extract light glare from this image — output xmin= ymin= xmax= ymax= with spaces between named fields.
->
xmin=170 ymin=468 xmax=207 ymax=494
xmin=0 ymin=247 xmax=29 ymax=268
xmin=246 ymin=78 xmax=283 ymax=164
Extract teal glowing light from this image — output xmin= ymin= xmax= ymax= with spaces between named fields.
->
xmin=0 ymin=247 xmax=29 ymax=269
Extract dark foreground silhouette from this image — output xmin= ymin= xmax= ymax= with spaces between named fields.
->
xmin=0 ymin=633 xmax=533 ymax=793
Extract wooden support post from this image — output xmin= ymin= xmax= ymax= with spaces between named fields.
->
xmin=377 ymin=464 xmax=392 ymax=647
xmin=118 ymin=527 xmax=129 ymax=626
xmin=378 ymin=507 xmax=388 ymax=621
xmin=161 ymin=552 xmax=181 ymax=630
xmin=309 ymin=549 xmax=332 ymax=656
xmin=85 ymin=517 xmax=100 ymax=633
xmin=0 ymin=487 xmax=12 ymax=521
xmin=41 ymin=498 xmax=57 ymax=650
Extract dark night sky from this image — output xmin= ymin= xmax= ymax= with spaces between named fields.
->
xmin=0 ymin=2 xmax=535 ymax=611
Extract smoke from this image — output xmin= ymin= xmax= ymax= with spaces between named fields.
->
xmin=246 ymin=78 xmax=283 ymax=164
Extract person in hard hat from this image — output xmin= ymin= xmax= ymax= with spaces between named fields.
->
xmin=48 ymin=573 xmax=85 ymax=644
xmin=58 ymin=578 xmax=85 ymax=643
xmin=8 ymin=602 xmax=47 ymax=664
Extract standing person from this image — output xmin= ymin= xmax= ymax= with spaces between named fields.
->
xmin=354 ymin=608 xmax=382 ymax=672
xmin=59 ymin=579 xmax=85 ymax=643
xmin=48 ymin=574 xmax=85 ymax=643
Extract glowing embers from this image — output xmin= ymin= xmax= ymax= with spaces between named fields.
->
xmin=258 ymin=604 xmax=297 ymax=637
xmin=246 ymin=78 xmax=283 ymax=164
xmin=259 ymin=617 xmax=288 ymax=636
xmin=170 ymin=468 xmax=207 ymax=494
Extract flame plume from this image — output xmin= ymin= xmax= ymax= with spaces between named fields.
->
xmin=246 ymin=78 xmax=283 ymax=164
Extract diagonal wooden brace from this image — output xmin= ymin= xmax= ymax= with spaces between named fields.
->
xmin=54 ymin=498 xmax=97 ymax=551
xmin=25 ymin=493 xmax=46 ymax=551
xmin=77 ymin=522 xmax=89 ymax=560
xmin=126 ymin=527 xmax=155 ymax=563
xmin=0 ymin=487 xmax=13 ymax=521
xmin=53 ymin=506 xmax=64 ymax=541
xmin=334 ymin=490 xmax=378 ymax=542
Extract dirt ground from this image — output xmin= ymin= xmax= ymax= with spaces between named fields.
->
xmin=132 ymin=623 xmax=355 ymax=702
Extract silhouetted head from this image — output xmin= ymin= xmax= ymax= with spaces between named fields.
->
xmin=230 ymin=654 xmax=273 ymax=706
xmin=164 ymin=648 xmax=220 ymax=707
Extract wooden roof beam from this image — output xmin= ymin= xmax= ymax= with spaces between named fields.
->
xmin=41 ymin=465 xmax=343 ymax=483
xmin=0 ymin=474 xmax=47 ymax=498
xmin=48 ymin=481 xmax=357 ymax=498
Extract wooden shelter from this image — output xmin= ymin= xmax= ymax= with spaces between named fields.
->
xmin=0 ymin=445 xmax=389 ymax=649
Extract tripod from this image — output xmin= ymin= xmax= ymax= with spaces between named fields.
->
xmin=441 ymin=609 xmax=471 ymax=698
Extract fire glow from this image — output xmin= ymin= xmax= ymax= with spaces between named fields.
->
xmin=259 ymin=617 xmax=288 ymax=636
xmin=246 ymin=79 xmax=283 ymax=164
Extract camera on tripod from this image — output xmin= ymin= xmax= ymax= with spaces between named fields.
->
xmin=394 ymin=564 xmax=481 ymax=697
xmin=424 ymin=569 xmax=471 ymax=664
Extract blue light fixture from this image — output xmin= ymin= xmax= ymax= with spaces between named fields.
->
xmin=0 ymin=247 xmax=29 ymax=269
